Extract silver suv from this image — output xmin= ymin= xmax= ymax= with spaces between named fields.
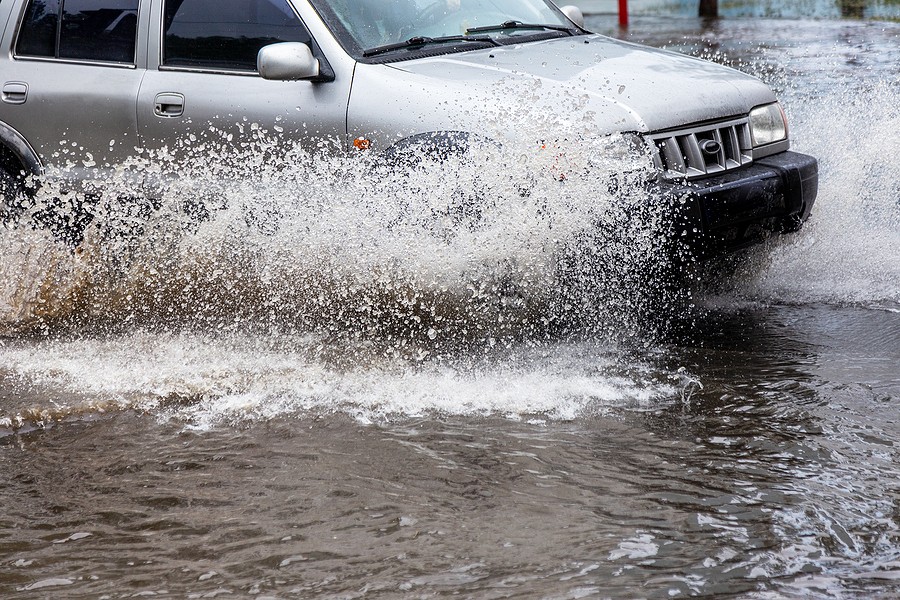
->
xmin=0 ymin=0 xmax=817 ymax=253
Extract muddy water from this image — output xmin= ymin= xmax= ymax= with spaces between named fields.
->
xmin=2 ymin=17 xmax=899 ymax=600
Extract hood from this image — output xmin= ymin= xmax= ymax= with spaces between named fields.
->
xmin=349 ymin=34 xmax=777 ymax=143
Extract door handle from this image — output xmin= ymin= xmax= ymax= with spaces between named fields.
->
xmin=154 ymin=92 xmax=184 ymax=117
xmin=2 ymin=82 xmax=28 ymax=105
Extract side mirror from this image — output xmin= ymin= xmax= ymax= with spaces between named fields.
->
xmin=559 ymin=5 xmax=585 ymax=29
xmin=257 ymin=42 xmax=320 ymax=81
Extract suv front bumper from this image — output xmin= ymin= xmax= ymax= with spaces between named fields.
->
xmin=665 ymin=151 xmax=818 ymax=255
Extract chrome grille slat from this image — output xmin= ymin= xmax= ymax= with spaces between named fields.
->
xmin=649 ymin=117 xmax=753 ymax=180
xmin=660 ymin=138 xmax=685 ymax=173
xmin=680 ymin=134 xmax=706 ymax=177
xmin=722 ymin=127 xmax=741 ymax=170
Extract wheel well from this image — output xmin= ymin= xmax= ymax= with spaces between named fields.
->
xmin=0 ymin=121 xmax=42 ymax=183
xmin=383 ymin=131 xmax=499 ymax=165
xmin=0 ymin=143 xmax=29 ymax=182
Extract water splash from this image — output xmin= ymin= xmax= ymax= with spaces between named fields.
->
xmin=641 ymin=23 xmax=900 ymax=310
xmin=719 ymin=79 xmax=900 ymax=308
xmin=0 ymin=125 xmax=691 ymax=428
xmin=5 ymin=42 xmax=897 ymax=430
xmin=0 ymin=127 xmax=682 ymax=341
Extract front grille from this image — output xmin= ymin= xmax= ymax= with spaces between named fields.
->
xmin=649 ymin=117 xmax=753 ymax=180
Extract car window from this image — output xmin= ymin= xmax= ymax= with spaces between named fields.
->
xmin=15 ymin=0 xmax=59 ymax=57
xmin=163 ymin=0 xmax=312 ymax=72
xmin=16 ymin=0 xmax=139 ymax=63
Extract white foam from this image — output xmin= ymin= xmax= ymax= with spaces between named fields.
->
xmin=0 ymin=331 xmax=675 ymax=427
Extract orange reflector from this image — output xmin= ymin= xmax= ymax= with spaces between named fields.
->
xmin=353 ymin=137 xmax=371 ymax=150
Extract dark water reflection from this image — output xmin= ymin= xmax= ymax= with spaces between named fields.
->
xmin=2 ymin=16 xmax=900 ymax=600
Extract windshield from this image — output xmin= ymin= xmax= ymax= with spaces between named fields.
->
xmin=309 ymin=0 xmax=576 ymax=58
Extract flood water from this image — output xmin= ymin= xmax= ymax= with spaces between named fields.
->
xmin=2 ymin=16 xmax=899 ymax=600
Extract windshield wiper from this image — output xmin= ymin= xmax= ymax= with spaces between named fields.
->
xmin=363 ymin=35 xmax=500 ymax=58
xmin=465 ymin=21 xmax=577 ymax=35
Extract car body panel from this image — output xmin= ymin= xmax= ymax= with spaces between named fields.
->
xmin=136 ymin=70 xmax=351 ymax=158
xmin=0 ymin=61 xmax=143 ymax=178
xmin=0 ymin=0 xmax=151 ymax=180
xmin=135 ymin=0 xmax=352 ymax=159
xmin=348 ymin=35 xmax=777 ymax=149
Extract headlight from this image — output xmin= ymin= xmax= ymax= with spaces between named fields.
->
xmin=749 ymin=102 xmax=788 ymax=147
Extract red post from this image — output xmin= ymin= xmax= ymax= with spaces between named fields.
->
xmin=618 ymin=0 xmax=629 ymax=27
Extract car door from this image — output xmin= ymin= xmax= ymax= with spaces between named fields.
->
xmin=0 ymin=0 xmax=147 ymax=181
xmin=136 ymin=0 xmax=351 ymax=171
